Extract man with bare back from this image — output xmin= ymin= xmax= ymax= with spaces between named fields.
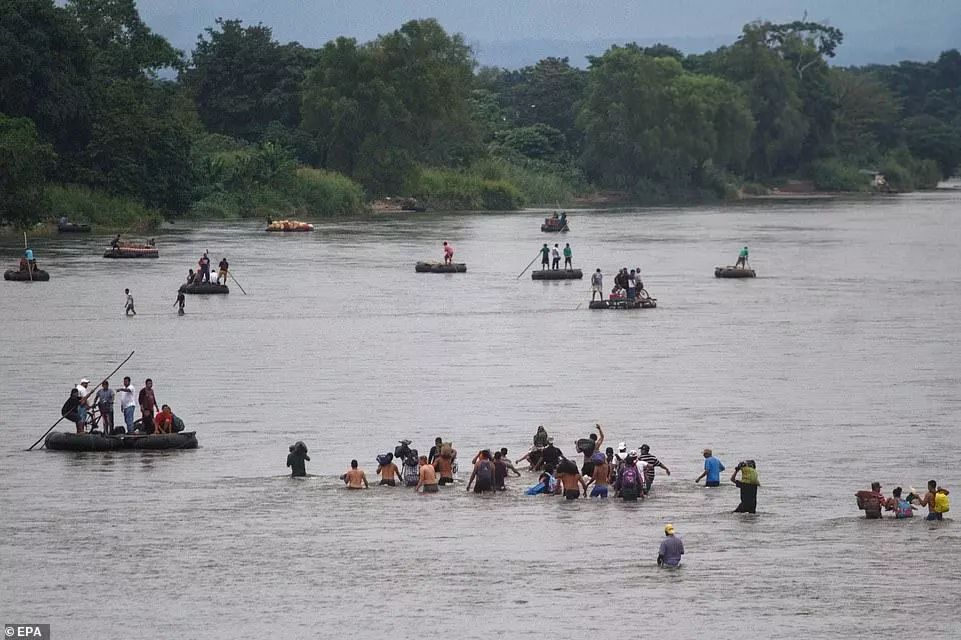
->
xmin=342 ymin=460 xmax=369 ymax=489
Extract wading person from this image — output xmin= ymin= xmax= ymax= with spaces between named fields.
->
xmin=498 ymin=448 xmax=522 ymax=477
xmin=342 ymin=460 xmax=369 ymax=489
xmin=376 ymin=452 xmax=402 ymax=487
xmin=563 ymin=243 xmax=573 ymax=270
xmin=286 ymin=441 xmax=310 ymax=477
xmin=94 ymin=380 xmax=115 ymax=432
xmin=638 ymin=444 xmax=671 ymax=493
xmin=585 ymin=452 xmax=610 ymax=498
xmin=540 ymin=438 xmax=564 ymax=475
xmin=434 ymin=442 xmax=456 ymax=485
xmin=556 ymin=459 xmax=587 ymax=500
xmin=124 ymin=288 xmax=136 ymax=316
xmin=117 ymin=376 xmax=137 ymax=433
xmin=886 ymin=487 xmax=914 ymax=519
xmin=416 ymin=455 xmax=439 ymax=493
xmin=657 ymin=524 xmax=684 ymax=567
xmin=731 ymin=460 xmax=759 ymax=513
xmin=174 ymin=290 xmax=186 ymax=315
xmin=855 ymin=482 xmax=885 ymax=519
xmin=918 ymin=480 xmax=950 ymax=521
xmin=695 ymin=449 xmax=725 ymax=487
xmin=576 ymin=424 xmax=604 ymax=477
xmin=493 ymin=450 xmax=509 ymax=491
xmin=616 ymin=451 xmax=644 ymax=501
xmin=428 ymin=437 xmax=443 ymax=464
xmin=138 ymin=379 xmax=158 ymax=433
xmin=466 ymin=450 xmax=495 ymax=494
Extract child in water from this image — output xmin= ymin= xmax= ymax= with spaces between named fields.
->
xmin=287 ymin=441 xmax=310 ymax=477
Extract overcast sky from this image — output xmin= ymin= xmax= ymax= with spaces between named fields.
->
xmin=136 ymin=0 xmax=961 ymax=67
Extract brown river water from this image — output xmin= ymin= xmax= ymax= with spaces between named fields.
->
xmin=1 ymin=192 xmax=960 ymax=639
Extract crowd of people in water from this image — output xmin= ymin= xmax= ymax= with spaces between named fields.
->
xmin=60 ymin=377 xmax=185 ymax=436
xmin=283 ymin=424 xmax=763 ymax=514
xmin=856 ymin=481 xmax=950 ymax=521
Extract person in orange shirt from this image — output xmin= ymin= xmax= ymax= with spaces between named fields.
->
xmin=154 ymin=404 xmax=175 ymax=434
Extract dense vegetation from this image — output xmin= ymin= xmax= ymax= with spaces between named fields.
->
xmin=1 ymin=1 xmax=959 ymax=229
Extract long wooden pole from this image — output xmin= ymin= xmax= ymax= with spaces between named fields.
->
xmin=23 ymin=232 xmax=32 ymax=283
xmin=26 ymin=351 xmax=135 ymax=451
xmin=516 ymin=252 xmax=541 ymax=280
xmin=226 ymin=270 xmax=247 ymax=295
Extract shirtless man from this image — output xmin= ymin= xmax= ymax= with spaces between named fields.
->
xmin=342 ymin=460 xmax=369 ymax=489
xmin=434 ymin=451 xmax=455 ymax=485
xmin=376 ymin=453 xmax=402 ymax=487
xmin=918 ymin=480 xmax=949 ymax=521
xmin=556 ymin=460 xmax=588 ymax=500
xmin=416 ymin=455 xmax=439 ymax=493
xmin=584 ymin=452 xmax=611 ymax=498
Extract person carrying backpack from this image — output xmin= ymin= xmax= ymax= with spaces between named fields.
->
xmin=617 ymin=451 xmax=644 ymax=501
xmin=575 ymin=423 xmax=605 ymax=477
xmin=886 ymin=487 xmax=914 ymax=519
xmin=467 ymin=450 xmax=495 ymax=493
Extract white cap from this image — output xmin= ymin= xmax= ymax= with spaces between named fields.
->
xmin=79 ymin=378 xmax=90 ymax=384
xmin=617 ymin=442 xmax=626 ymax=452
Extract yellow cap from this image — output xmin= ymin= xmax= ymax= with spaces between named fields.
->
xmin=664 ymin=523 xmax=675 ymax=534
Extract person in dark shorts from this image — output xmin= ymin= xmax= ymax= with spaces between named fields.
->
xmin=540 ymin=243 xmax=550 ymax=270
xmin=556 ymin=459 xmax=587 ymax=500
xmin=638 ymin=444 xmax=671 ymax=492
xmin=540 ymin=438 xmax=564 ymax=474
xmin=376 ymin=453 xmax=401 ymax=487
xmin=731 ymin=461 xmax=759 ymax=513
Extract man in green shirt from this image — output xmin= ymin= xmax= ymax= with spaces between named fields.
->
xmin=563 ymin=243 xmax=573 ymax=270
xmin=540 ymin=243 xmax=550 ymax=270
xmin=736 ymin=246 xmax=749 ymax=269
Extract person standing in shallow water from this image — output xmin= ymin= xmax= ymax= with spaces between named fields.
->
xmin=287 ymin=442 xmax=310 ymax=477
xmin=174 ymin=290 xmax=186 ymax=315
xmin=416 ymin=456 xmax=439 ymax=493
xmin=657 ymin=524 xmax=684 ymax=567
xmin=731 ymin=460 xmax=759 ymax=513
xmin=467 ymin=450 xmax=495 ymax=493
xmin=124 ymin=288 xmax=136 ymax=316
xmin=695 ymin=449 xmax=725 ymax=487
xmin=342 ymin=460 xmax=369 ymax=489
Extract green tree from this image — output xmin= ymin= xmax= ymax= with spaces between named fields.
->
xmin=183 ymin=19 xmax=314 ymax=141
xmin=0 ymin=113 xmax=55 ymax=226
xmin=578 ymin=46 xmax=753 ymax=192
xmin=902 ymin=114 xmax=961 ymax=178
xmin=831 ymin=69 xmax=899 ymax=157
xmin=0 ymin=0 xmax=93 ymax=157
xmin=508 ymin=57 xmax=586 ymax=151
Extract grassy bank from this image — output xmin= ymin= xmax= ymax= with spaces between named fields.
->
xmin=46 ymin=184 xmax=164 ymax=231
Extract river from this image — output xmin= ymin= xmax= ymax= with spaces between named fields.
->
xmin=1 ymin=191 xmax=960 ymax=639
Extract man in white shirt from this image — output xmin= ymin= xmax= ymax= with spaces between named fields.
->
xmin=117 ymin=376 xmax=137 ymax=433
xmin=75 ymin=378 xmax=92 ymax=428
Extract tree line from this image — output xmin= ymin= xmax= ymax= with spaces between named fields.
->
xmin=2 ymin=0 xmax=959 ymax=228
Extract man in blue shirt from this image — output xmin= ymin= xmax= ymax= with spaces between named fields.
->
xmin=695 ymin=448 xmax=725 ymax=487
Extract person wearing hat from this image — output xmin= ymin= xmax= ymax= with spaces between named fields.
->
xmin=616 ymin=450 xmax=645 ymax=501
xmin=657 ymin=524 xmax=684 ymax=567
xmin=638 ymin=444 xmax=671 ymax=493
xmin=695 ymin=448 xmax=725 ymax=487
xmin=75 ymin=378 xmax=92 ymax=428
xmin=539 ymin=437 xmax=564 ymax=475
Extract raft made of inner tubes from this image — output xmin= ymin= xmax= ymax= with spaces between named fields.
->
xmin=266 ymin=220 xmax=313 ymax=232
xmin=715 ymin=266 xmax=756 ymax=278
xmin=44 ymin=430 xmax=198 ymax=451
xmin=179 ymin=282 xmax=229 ymax=294
xmin=104 ymin=247 xmax=159 ymax=259
xmin=589 ymin=297 xmax=657 ymax=310
xmin=415 ymin=261 xmax=467 ymax=273
xmin=57 ymin=222 xmax=91 ymax=233
xmin=4 ymin=269 xmax=50 ymax=281
xmin=540 ymin=223 xmax=569 ymax=232
xmin=532 ymin=269 xmax=583 ymax=280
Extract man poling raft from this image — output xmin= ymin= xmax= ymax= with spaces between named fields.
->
xmin=4 ymin=248 xmax=49 ymax=281
xmin=532 ymin=242 xmax=582 ymax=279
xmin=715 ymin=245 xmax=755 ymax=277
xmin=104 ymin=237 xmax=158 ymax=259
xmin=541 ymin=211 xmax=569 ymax=232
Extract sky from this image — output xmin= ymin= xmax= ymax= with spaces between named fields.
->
xmin=136 ymin=0 xmax=961 ymax=67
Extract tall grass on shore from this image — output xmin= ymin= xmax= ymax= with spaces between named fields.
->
xmin=46 ymin=184 xmax=164 ymax=231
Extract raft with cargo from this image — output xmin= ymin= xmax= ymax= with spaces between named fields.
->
xmin=415 ymin=261 xmax=467 ymax=273
xmin=44 ymin=430 xmax=198 ymax=451
xmin=104 ymin=246 xmax=159 ymax=259
xmin=532 ymin=269 xmax=582 ymax=280
xmin=540 ymin=218 xmax=569 ymax=233
xmin=4 ymin=269 xmax=50 ymax=281
xmin=179 ymin=282 xmax=229 ymax=294
xmin=589 ymin=291 xmax=657 ymax=309
xmin=266 ymin=220 xmax=313 ymax=232
xmin=714 ymin=266 xmax=756 ymax=278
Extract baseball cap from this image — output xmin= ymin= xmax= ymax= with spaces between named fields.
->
xmin=79 ymin=378 xmax=90 ymax=384
xmin=617 ymin=442 xmax=626 ymax=452
xmin=664 ymin=524 xmax=675 ymax=535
